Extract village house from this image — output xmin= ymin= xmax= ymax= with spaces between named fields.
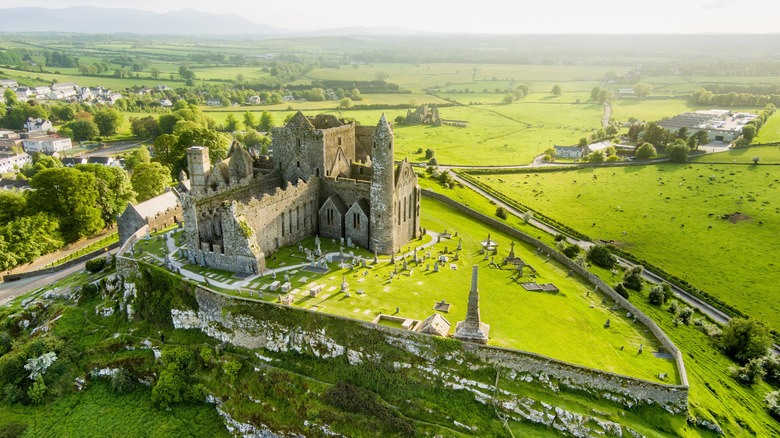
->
xmin=24 ymin=118 xmax=53 ymax=134
xmin=0 ymin=152 xmax=31 ymax=173
xmin=22 ymin=136 xmax=72 ymax=153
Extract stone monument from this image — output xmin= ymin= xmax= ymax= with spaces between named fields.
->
xmin=452 ymin=265 xmax=490 ymax=344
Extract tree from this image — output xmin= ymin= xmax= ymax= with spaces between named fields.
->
xmin=606 ymin=125 xmax=619 ymax=136
xmin=76 ymin=163 xmax=135 ymax=225
xmin=614 ymin=283 xmax=629 ymax=299
xmin=635 ymin=143 xmax=657 ymax=160
xmin=677 ymin=127 xmax=689 ymax=141
xmin=258 ymin=111 xmax=274 ymax=132
xmin=94 ymin=108 xmax=123 ymax=137
xmin=666 ymin=140 xmax=690 ymax=163
xmin=153 ymin=134 xmax=180 ymax=171
xmin=223 ymin=360 xmax=242 ymax=384
xmin=752 ymin=156 xmax=761 ymax=164
xmin=721 ymin=318 xmax=771 ymax=363
xmin=131 ymin=162 xmax=170 ymax=202
xmin=224 ymin=113 xmax=239 ymax=132
xmin=622 ymin=266 xmax=644 ymax=291
xmin=28 ymin=168 xmax=104 ymax=242
xmin=243 ymin=111 xmax=255 ymax=130
xmin=551 ymin=84 xmax=562 ymax=96
xmin=632 ymin=82 xmax=653 ymax=98
xmin=348 ymin=88 xmax=361 ymax=101
xmin=578 ymin=137 xmax=588 ymax=147
xmin=130 ymin=116 xmax=159 ymax=138
xmin=588 ymin=150 xmax=605 ymax=163
xmin=495 ymin=206 xmax=508 ymax=220
xmin=591 ymin=87 xmax=601 ymax=100
xmin=586 ymin=245 xmax=616 ymax=269
xmin=742 ymin=125 xmax=756 ymax=142
xmin=150 ymin=68 xmax=160 ymax=79
xmin=425 ymin=149 xmax=435 ymax=160
xmin=62 ymin=120 xmax=99 ymax=141
xmin=502 ymin=93 xmax=514 ymax=104
xmin=691 ymin=130 xmax=709 ymax=149
xmin=3 ymin=88 xmax=18 ymax=106
xmin=338 ymin=98 xmax=353 ymax=109
xmin=648 ymin=285 xmax=667 ymax=305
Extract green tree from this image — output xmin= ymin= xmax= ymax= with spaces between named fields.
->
xmin=93 ymin=108 xmax=123 ymax=137
xmin=721 ymin=318 xmax=771 ymax=363
xmin=648 ymin=285 xmax=667 ymax=305
xmin=224 ymin=113 xmax=239 ymax=132
xmin=551 ymin=84 xmax=563 ymax=96
xmin=495 ymin=206 xmax=508 ymax=220
xmin=158 ymin=114 xmax=183 ymax=135
xmin=153 ymin=134 xmax=180 ymax=171
xmin=131 ymin=162 xmax=170 ymax=202
xmin=243 ymin=111 xmax=255 ymax=130
xmin=586 ymin=245 xmax=616 ymax=269
xmin=591 ymin=86 xmax=601 ymax=100
xmin=3 ymin=88 xmax=18 ymax=106
xmin=578 ymin=137 xmax=588 ymax=147
xmin=606 ymin=125 xmax=619 ymax=136
xmin=634 ymin=143 xmax=657 ymax=160
xmin=338 ymin=98 xmax=354 ymax=109
xmin=76 ymin=163 xmax=135 ymax=225
xmin=130 ymin=116 xmax=159 ymax=138
xmin=622 ymin=266 xmax=644 ymax=291
xmin=666 ymin=140 xmax=690 ymax=163
xmin=741 ymin=125 xmax=756 ymax=142
xmin=690 ymin=130 xmax=709 ymax=149
xmin=150 ymin=68 xmax=160 ymax=79
xmin=588 ymin=150 xmax=605 ymax=163
xmin=351 ymin=88 xmax=362 ymax=101
xmin=258 ymin=111 xmax=274 ymax=132
xmin=28 ymin=168 xmax=104 ymax=242
xmin=223 ymin=360 xmax=242 ymax=384
xmin=502 ymin=93 xmax=514 ymax=104
xmin=632 ymin=82 xmax=653 ymax=98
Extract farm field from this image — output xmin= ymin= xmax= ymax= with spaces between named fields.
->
xmin=754 ymin=112 xmax=780 ymax=144
xmin=467 ymin=164 xmax=780 ymax=330
xmin=692 ymin=144 xmax=780 ymax=164
xmin=176 ymin=197 xmax=677 ymax=383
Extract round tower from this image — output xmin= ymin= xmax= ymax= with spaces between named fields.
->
xmin=369 ymin=114 xmax=395 ymax=254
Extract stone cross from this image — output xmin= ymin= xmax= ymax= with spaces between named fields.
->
xmin=638 ymin=344 xmax=643 ymax=354
xmin=452 ymin=265 xmax=490 ymax=343
xmin=340 ymin=275 xmax=349 ymax=293
xmin=457 ymin=238 xmax=462 ymax=251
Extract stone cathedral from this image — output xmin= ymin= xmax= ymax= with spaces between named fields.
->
xmin=181 ymin=111 xmax=421 ymax=274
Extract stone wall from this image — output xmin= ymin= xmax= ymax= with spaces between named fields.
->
xmin=421 ymin=188 xmax=689 ymax=387
xmin=168 ymin=282 xmax=688 ymax=413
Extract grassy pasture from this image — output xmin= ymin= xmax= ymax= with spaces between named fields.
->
xmin=692 ymin=145 xmax=780 ymax=164
xmin=755 ymin=112 xmax=780 ymax=143
xmin=470 ymin=164 xmax=780 ymax=329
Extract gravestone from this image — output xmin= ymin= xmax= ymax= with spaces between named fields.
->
xmin=638 ymin=344 xmax=643 ymax=354
xmin=340 ymin=276 xmax=349 ymax=293
xmin=426 ymin=263 xmax=430 ymax=271
xmin=402 ymin=259 xmax=408 ymax=270
xmin=602 ymin=297 xmax=606 ymax=304
xmin=567 ymin=270 xmax=573 ymax=277
xmin=361 ymin=258 xmax=367 ymax=268
xmin=433 ymin=263 xmax=439 ymax=272
xmin=457 ymin=238 xmax=462 ymax=251
xmin=347 ymin=237 xmax=352 ymax=247
xmin=605 ymin=319 xmax=610 ymax=328
xmin=284 ymin=274 xmax=290 ymax=282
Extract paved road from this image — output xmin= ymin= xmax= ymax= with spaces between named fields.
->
xmin=81 ymin=139 xmax=148 ymax=158
xmin=602 ymin=101 xmax=611 ymax=128
xmin=0 ymin=249 xmax=117 ymax=306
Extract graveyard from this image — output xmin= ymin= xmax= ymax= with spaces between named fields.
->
xmin=132 ymin=196 xmax=678 ymax=383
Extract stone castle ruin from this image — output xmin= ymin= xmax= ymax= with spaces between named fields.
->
xmin=406 ymin=105 xmax=469 ymax=127
xmin=181 ymin=112 xmax=421 ymax=274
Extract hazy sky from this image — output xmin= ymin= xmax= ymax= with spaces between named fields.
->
xmin=4 ymin=0 xmax=778 ymax=34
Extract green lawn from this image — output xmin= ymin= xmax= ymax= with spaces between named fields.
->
xmin=755 ymin=113 xmax=780 ymax=144
xmin=469 ymin=164 xmax=780 ymax=330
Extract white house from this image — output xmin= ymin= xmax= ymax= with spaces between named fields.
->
xmin=282 ymin=95 xmax=295 ymax=102
xmin=207 ymin=98 xmax=222 ymax=106
xmin=553 ymin=145 xmax=584 ymax=159
xmin=23 ymin=136 xmax=72 ymax=153
xmin=33 ymin=86 xmax=51 ymax=97
xmin=0 ymin=152 xmax=32 ymax=173
xmin=0 ymin=79 xmax=18 ymax=88
xmin=247 ymin=95 xmax=262 ymax=105
xmin=160 ymin=99 xmax=173 ymax=107
xmin=107 ymin=92 xmax=123 ymax=104
xmin=24 ymin=118 xmax=53 ymax=134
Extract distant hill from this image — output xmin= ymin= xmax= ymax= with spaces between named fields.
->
xmin=0 ymin=6 xmax=286 ymax=35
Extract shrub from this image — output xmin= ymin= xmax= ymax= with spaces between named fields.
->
xmin=562 ymin=245 xmax=581 ymax=259
xmin=78 ymin=282 xmax=100 ymax=303
xmin=730 ymin=357 xmax=765 ymax=385
xmin=151 ymin=365 xmax=187 ymax=408
xmin=428 ymin=157 xmax=438 ymax=166
xmin=648 ymin=285 xmax=666 ymax=305
xmin=554 ymin=234 xmax=567 ymax=242
xmin=495 ymin=206 xmax=507 ymax=220
xmin=767 ymin=391 xmax=780 ymax=419
xmin=3 ymin=383 xmax=23 ymax=404
xmin=223 ymin=360 xmax=242 ymax=384
xmin=85 ymin=258 xmax=105 ymax=273
xmin=635 ymin=143 xmax=657 ymax=160
xmin=761 ymin=354 xmax=780 ymax=385
xmin=614 ymin=283 xmax=629 ymax=299
xmin=721 ymin=318 xmax=772 ymax=363
xmin=199 ymin=346 xmax=215 ymax=367
xmin=586 ymin=245 xmax=616 ymax=269
xmin=622 ymin=266 xmax=644 ymax=291
xmin=111 ymin=368 xmax=136 ymax=393
xmin=668 ymin=302 xmax=679 ymax=315
xmin=679 ymin=306 xmax=694 ymax=325
xmin=27 ymin=379 xmax=47 ymax=404
xmin=425 ymin=148 xmax=435 ymax=159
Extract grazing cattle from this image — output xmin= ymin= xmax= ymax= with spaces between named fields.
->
xmin=759 ymin=221 xmax=763 ymax=226
xmin=708 ymin=225 xmax=712 ymax=229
